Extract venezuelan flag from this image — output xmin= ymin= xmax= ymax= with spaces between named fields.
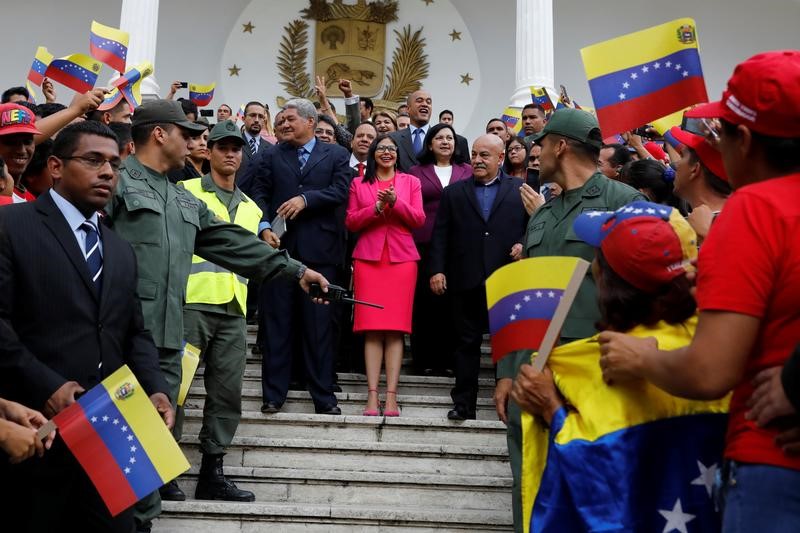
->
xmin=486 ymin=257 xmax=589 ymax=363
xmin=111 ymin=61 xmax=153 ymax=90
xmin=530 ymin=87 xmax=554 ymax=112
xmin=236 ymin=103 xmax=246 ymax=122
xmin=581 ymin=18 xmax=709 ymax=137
xmin=27 ymin=46 xmax=53 ymax=86
xmin=25 ymin=81 xmax=38 ymax=105
xmin=521 ymin=318 xmax=729 ymax=533
xmin=189 ymin=83 xmax=216 ymax=107
xmin=501 ymin=106 xmax=522 ymax=135
xmin=45 ymin=53 xmax=101 ymax=94
xmin=53 ymin=365 xmax=189 ymax=516
xmin=90 ymin=20 xmax=129 ymax=73
xmin=97 ymin=87 xmax=125 ymax=111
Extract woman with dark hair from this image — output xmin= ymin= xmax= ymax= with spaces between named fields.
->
xmin=503 ymin=136 xmax=530 ymax=179
xmin=372 ymin=111 xmax=397 ymax=134
xmin=346 ymin=134 xmax=425 ymax=416
xmin=620 ymin=159 xmax=684 ymax=213
xmin=407 ymin=123 xmax=472 ymax=375
xmin=167 ymin=121 xmax=210 ymax=183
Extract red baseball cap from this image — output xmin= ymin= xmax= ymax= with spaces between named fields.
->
xmin=668 ymin=126 xmax=728 ymax=181
xmin=573 ymin=201 xmax=698 ymax=293
xmin=0 ymin=103 xmax=41 ymax=136
xmin=644 ymin=141 xmax=668 ymax=163
xmin=686 ymin=50 xmax=800 ymax=138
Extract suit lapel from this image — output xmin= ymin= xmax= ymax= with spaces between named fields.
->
xmin=280 ymin=143 xmax=302 ymax=177
xmin=301 ymin=142 xmax=329 ymax=179
xmin=36 ymin=194 xmax=99 ymax=301
xmin=489 ymin=174 xmax=514 ymax=220
xmin=421 ymin=165 xmax=443 ymax=192
xmin=462 ymin=178 xmax=484 ymax=221
xmin=98 ymin=225 xmax=116 ymax=312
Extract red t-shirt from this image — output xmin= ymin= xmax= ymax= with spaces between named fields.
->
xmin=696 ymin=172 xmax=800 ymax=471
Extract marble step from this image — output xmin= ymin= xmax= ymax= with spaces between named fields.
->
xmin=184 ymin=387 xmax=500 ymax=420
xmin=178 ymin=435 xmax=510 ymax=479
xmin=157 ymin=500 xmax=513 ymax=532
xmin=238 ymin=357 xmax=498 ymax=377
xmin=181 ymin=410 xmax=507 ymax=448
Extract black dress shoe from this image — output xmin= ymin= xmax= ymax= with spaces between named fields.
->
xmin=447 ymin=407 xmax=476 ymax=421
xmin=316 ymin=405 xmax=342 ymax=415
xmin=261 ymin=402 xmax=281 ymax=414
xmin=159 ymin=479 xmax=186 ymax=501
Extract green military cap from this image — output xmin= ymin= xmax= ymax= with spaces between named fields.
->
xmin=207 ymin=120 xmax=245 ymax=146
xmin=530 ymin=108 xmax=603 ymax=148
xmin=132 ymin=100 xmax=207 ymax=133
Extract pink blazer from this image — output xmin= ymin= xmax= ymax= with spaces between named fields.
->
xmin=346 ymin=172 xmax=425 ymax=262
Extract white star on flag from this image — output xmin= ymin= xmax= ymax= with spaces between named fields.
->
xmin=129 ymin=457 xmax=136 ymax=464
xmin=121 ymin=426 xmax=128 ymax=432
xmin=586 ymin=211 xmax=604 ymax=217
xmin=675 ymin=64 xmax=682 ymax=70
xmin=646 ymin=208 xmax=656 ymax=214
xmin=514 ymin=303 xmax=522 ymax=311
xmin=548 ymin=291 xmax=555 ymax=298
xmin=91 ymin=416 xmax=98 ymax=423
xmin=691 ymin=461 xmax=717 ymax=497
xmin=102 ymin=415 xmax=109 ymax=422
xmin=619 ymin=93 xmax=626 ymax=100
xmin=622 ymin=81 xmax=630 ymax=89
xmin=658 ymin=499 xmax=695 ymax=533
xmin=642 ymin=66 xmax=649 ymax=73
xmin=659 ymin=209 xmax=669 ymax=215
xmin=535 ymin=291 xmax=543 ymax=298
xmin=510 ymin=314 xmax=517 ymax=321
xmin=523 ymin=295 xmax=531 ymax=302
xmin=127 ymin=434 xmax=134 ymax=441
xmin=654 ymin=62 xmax=661 ymax=69
xmin=124 ymin=467 xmax=131 ymax=474
xmin=130 ymin=445 xmax=138 ymax=453
xmin=113 ymin=418 xmax=119 ymax=425
xmin=665 ymin=61 xmax=672 ymax=68
xmin=631 ymin=73 xmax=638 ymax=80
xmin=633 ymin=208 xmax=644 ymax=214
xmin=682 ymin=71 xmax=689 ymax=77
xmin=624 ymin=207 xmax=635 ymax=213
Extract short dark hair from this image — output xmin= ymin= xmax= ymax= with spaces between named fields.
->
xmin=177 ymin=97 xmax=198 ymax=118
xmin=14 ymin=101 xmax=37 ymax=114
xmin=602 ymin=143 xmax=632 ymax=167
xmin=686 ymin=148 xmax=731 ymax=197
xmin=1 ymin=86 xmax=30 ymax=103
xmin=86 ymin=99 xmax=127 ymax=122
xmin=485 ymin=118 xmax=508 ymax=132
xmin=108 ymin=122 xmax=133 ymax=153
xmin=52 ymin=121 xmax=119 ymax=159
xmin=131 ymin=122 xmax=176 ymax=147
xmin=439 ymin=109 xmax=453 ymax=120
xmin=316 ymin=113 xmax=337 ymax=130
xmin=594 ymin=249 xmax=696 ymax=332
xmin=417 ymin=123 xmax=458 ymax=166
xmin=36 ymin=102 xmax=67 ymax=119
xmin=623 ymin=159 xmax=683 ymax=210
xmin=721 ymin=119 xmax=800 ymax=174
xmin=244 ymin=101 xmax=265 ymax=115
xmin=550 ymin=133 xmax=601 ymax=163
xmin=218 ymin=104 xmax=232 ymax=112
xmin=359 ymin=97 xmax=374 ymax=112
xmin=363 ymin=133 xmax=398 ymax=184
xmin=522 ymin=103 xmax=546 ymax=116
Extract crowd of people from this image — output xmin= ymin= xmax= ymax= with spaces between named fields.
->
xmin=0 ymin=46 xmax=798 ymax=533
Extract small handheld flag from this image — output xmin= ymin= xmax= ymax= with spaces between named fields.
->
xmin=530 ymin=87 xmax=554 ymax=112
xmin=25 ymin=81 xmax=38 ymax=105
xmin=52 ymin=365 xmax=189 ymax=516
xmin=104 ymin=62 xmax=153 ymax=111
xmin=97 ymin=88 xmax=125 ymax=111
xmin=189 ymin=83 xmax=216 ymax=107
xmin=501 ymin=107 xmax=522 ymax=135
xmin=90 ymin=20 xmax=129 ymax=73
xmin=177 ymin=342 xmax=201 ymax=407
xmin=45 ymin=53 xmax=101 ymax=94
xmin=581 ymin=18 xmax=708 ymax=136
xmin=486 ymin=257 xmax=589 ymax=365
xmin=27 ymin=46 xmax=53 ymax=86
xmin=235 ymin=103 xmax=246 ymax=122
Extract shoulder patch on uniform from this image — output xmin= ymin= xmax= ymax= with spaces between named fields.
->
xmin=124 ymin=186 xmax=156 ymax=199
xmin=584 ymin=184 xmax=601 ymax=196
xmin=531 ymin=221 xmax=546 ymax=231
xmin=582 ymin=206 xmax=608 ymax=213
xmin=176 ymin=197 xmax=198 ymax=209
xmin=128 ymin=168 xmax=142 ymax=179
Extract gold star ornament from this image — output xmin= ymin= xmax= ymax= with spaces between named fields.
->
xmin=228 ymin=64 xmax=241 ymax=77
xmin=449 ymin=29 xmax=461 ymax=41
xmin=242 ymin=21 xmax=255 ymax=33
xmin=460 ymin=73 xmax=473 ymax=86
xmin=422 ymin=0 xmax=433 ymax=5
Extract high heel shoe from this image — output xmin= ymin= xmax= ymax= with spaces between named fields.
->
xmin=383 ymin=390 xmax=401 ymax=417
xmin=362 ymin=389 xmax=380 ymax=416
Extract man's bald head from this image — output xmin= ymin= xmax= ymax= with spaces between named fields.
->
xmin=471 ymin=134 xmax=505 ymax=182
xmin=406 ymin=89 xmax=432 ymax=127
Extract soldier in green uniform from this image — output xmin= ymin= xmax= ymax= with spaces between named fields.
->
xmin=104 ymin=101 xmax=330 ymax=532
xmin=493 ymin=108 xmax=646 ymax=532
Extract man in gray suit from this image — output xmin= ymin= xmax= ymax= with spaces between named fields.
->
xmin=237 ymin=101 xmax=272 ymax=183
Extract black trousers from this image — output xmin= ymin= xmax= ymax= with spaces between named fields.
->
xmin=0 ymin=437 xmax=135 ymax=532
xmin=450 ymin=286 xmax=489 ymax=415
xmin=410 ymin=243 xmax=455 ymax=374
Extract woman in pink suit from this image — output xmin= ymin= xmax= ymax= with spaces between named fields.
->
xmin=346 ymin=134 xmax=425 ymax=416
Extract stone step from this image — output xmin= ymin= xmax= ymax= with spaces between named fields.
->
xmin=178 ymin=435 xmax=510 ymax=478
xmin=184 ymin=388 xmax=500 ymax=420
xmin=157 ymin=500 xmax=512 ymax=531
xmin=239 ymin=357 xmax=498 ymax=377
xmin=181 ymin=410 xmax=507 ymax=447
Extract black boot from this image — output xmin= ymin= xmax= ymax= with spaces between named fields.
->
xmin=158 ymin=479 xmax=186 ymax=501
xmin=195 ymin=453 xmax=255 ymax=502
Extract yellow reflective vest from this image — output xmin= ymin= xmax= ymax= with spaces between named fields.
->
xmin=180 ymin=176 xmax=262 ymax=315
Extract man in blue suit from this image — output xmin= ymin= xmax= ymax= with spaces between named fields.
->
xmin=240 ymin=99 xmax=351 ymax=415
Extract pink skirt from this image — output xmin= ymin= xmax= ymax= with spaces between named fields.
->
xmin=353 ymin=245 xmax=417 ymax=333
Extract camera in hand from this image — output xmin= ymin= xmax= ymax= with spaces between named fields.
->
xmin=309 ymin=283 xmax=384 ymax=309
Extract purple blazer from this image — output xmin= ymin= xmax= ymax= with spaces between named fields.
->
xmin=408 ymin=162 xmax=472 ymax=244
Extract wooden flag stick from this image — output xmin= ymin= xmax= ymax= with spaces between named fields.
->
xmin=36 ymin=419 xmax=56 ymax=441
xmin=532 ymin=259 xmax=590 ymax=372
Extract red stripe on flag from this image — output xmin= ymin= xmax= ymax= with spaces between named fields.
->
xmin=90 ymin=44 xmax=125 ymax=73
xmin=491 ymin=319 xmax=550 ymax=363
xmin=596 ymin=77 xmax=708 ymax=137
xmin=28 ymin=70 xmax=44 ymax=86
xmin=54 ymin=402 xmax=138 ymax=516
xmin=45 ymin=70 xmax=94 ymax=95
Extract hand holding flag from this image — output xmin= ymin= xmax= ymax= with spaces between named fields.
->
xmin=90 ymin=20 xmax=129 ymax=73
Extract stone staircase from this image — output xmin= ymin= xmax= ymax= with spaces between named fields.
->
xmin=155 ymin=326 xmax=512 ymax=532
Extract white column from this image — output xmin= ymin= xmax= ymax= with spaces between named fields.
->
xmin=510 ymin=0 xmax=554 ymax=107
xmin=119 ymin=0 xmax=160 ymax=98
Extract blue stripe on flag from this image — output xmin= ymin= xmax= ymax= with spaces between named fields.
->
xmin=488 ymin=288 xmax=563 ymax=334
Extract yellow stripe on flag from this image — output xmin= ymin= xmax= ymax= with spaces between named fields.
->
xmin=189 ymin=82 xmax=216 ymax=94
xmin=581 ymin=18 xmax=699 ymax=80
xmin=104 ymin=366 xmax=189 ymax=483
xmin=91 ymin=20 xmax=130 ymax=46
xmin=485 ymin=257 xmax=585 ymax=308
xmin=177 ymin=342 xmax=201 ymax=407
xmin=651 ymin=108 xmax=687 ymax=136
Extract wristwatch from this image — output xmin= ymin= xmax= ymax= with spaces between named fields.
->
xmin=295 ymin=265 xmax=307 ymax=280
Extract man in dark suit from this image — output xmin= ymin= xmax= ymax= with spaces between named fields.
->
xmin=428 ymin=134 xmax=529 ymax=420
xmin=0 ymin=121 xmax=172 ymax=531
xmin=241 ymin=98 xmax=351 ymax=415
xmin=237 ymin=101 xmax=272 ymax=183
xmin=390 ymin=90 xmax=469 ymax=172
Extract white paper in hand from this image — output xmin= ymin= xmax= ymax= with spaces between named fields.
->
xmin=271 ymin=215 xmax=287 ymax=238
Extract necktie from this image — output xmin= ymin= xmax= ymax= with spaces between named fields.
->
xmin=81 ymin=221 xmax=103 ymax=292
xmin=412 ymin=128 xmax=424 ymax=155
xmin=357 ymin=162 xmax=365 ymax=177
xmin=298 ymin=147 xmax=309 ymax=169
xmin=249 ymin=137 xmax=257 ymax=156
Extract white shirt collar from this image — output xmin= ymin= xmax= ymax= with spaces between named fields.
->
xmin=50 ymin=188 xmax=99 ymax=231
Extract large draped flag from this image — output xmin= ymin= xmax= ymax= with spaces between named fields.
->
xmin=501 ymin=106 xmax=522 ymax=135
xmin=100 ymin=62 xmax=154 ymax=111
xmin=90 ymin=20 xmax=129 ymax=73
xmin=486 ymin=257 xmax=589 ymax=364
xmin=45 ymin=53 xmax=101 ymax=94
xmin=189 ymin=83 xmax=216 ymax=107
xmin=27 ymin=46 xmax=53 ymax=86
xmin=581 ymin=18 xmax=709 ymax=137
xmin=521 ymin=318 xmax=729 ymax=533
xmin=52 ymin=365 xmax=189 ymax=516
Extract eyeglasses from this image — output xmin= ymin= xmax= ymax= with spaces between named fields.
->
xmin=315 ymin=128 xmax=335 ymax=137
xmin=375 ymin=145 xmax=397 ymax=153
xmin=508 ymin=145 xmax=525 ymax=153
xmin=60 ymin=155 xmax=121 ymax=172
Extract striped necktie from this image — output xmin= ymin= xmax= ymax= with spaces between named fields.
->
xmin=81 ymin=221 xmax=103 ymax=292
xmin=298 ymin=147 xmax=309 ymax=169
xmin=249 ymin=136 xmax=257 ymax=156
